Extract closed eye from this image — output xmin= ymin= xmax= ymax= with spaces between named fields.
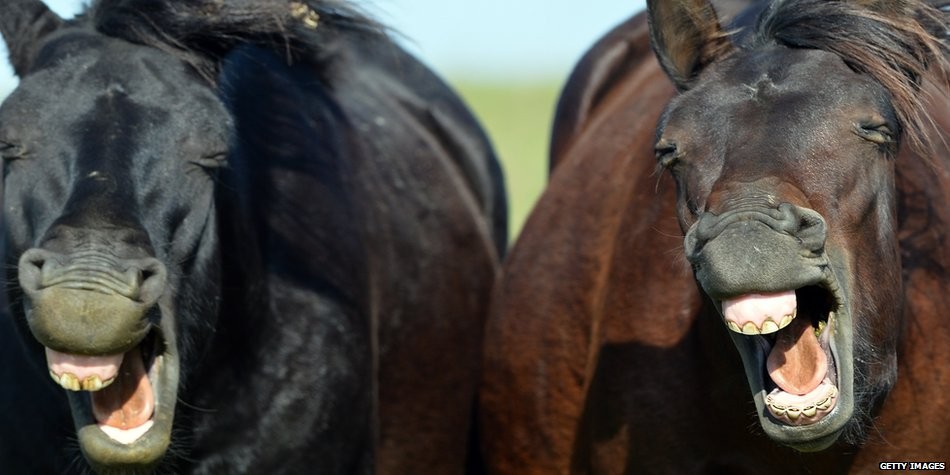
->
xmin=852 ymin=120 xmax=894 ymax=146
xmin=190 ymin=152 xmax=228 ymax=169
xmin=0 ymin=140 xmax=25 ymax=160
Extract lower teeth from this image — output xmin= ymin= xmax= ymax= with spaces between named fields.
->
xmin=767 ymin=386 xmax=838 ymax=419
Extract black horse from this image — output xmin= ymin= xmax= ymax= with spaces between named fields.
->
xmin=0 ymin=0 xmax=506 ymax=473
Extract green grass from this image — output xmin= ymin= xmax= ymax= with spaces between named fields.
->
xmin=451 ymin=80 xmax=563 ymax=243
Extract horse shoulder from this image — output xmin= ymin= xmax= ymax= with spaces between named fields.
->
xmin=482 ymin=45 xmax=687 ymax=472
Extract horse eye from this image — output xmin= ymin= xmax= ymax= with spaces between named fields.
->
xmin=0 ymin=140 xmax=25 ymax=160
xmin=654 ymin=139 xmax=679 ymax=167
xmin=853 ymin=121 xmax=893 ymax=145
xmin=190 ymin=153 xmax=228 ymax=169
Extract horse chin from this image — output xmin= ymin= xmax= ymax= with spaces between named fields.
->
xmin=718 ymin=271 xmax=855 ymax=452
xmin=64 ymin=317 xmax=179 ymax=472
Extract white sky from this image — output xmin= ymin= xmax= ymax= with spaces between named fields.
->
xmin=1 ymin=1 xmax=647 ymax=98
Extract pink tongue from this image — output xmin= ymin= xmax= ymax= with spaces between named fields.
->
xmin=722 ymin=291 xmax=796 ymax=330
xmin=90 ymin=346 xmax=155 ymax=430
xmin=766 ymin=316 xmax=827 ymax=395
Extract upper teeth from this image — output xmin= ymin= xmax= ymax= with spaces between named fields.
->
xmin=49 ymin=371 xmax=115 ymax=391
xmin=726 ymin=310 xmax=796 ymax=335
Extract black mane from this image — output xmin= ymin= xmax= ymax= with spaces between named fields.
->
xmin=77 ymin=0 xmax=386 ymax=81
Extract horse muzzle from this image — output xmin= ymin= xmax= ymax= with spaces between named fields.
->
xmin=17 ymin=247 xmax=180 ymax=470
xmin=18 ymin=248 xmax=166 ymax=354
xmin=684 ymin=203 xmax=828 ymax=298
xmin=684 ymin=203 xmax=855 ymax=451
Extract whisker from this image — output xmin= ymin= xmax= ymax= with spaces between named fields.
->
xmin=176 ymin=397 xmax=217 ymax=414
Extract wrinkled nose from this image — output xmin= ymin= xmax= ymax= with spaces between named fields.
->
xmin=684 ymin=203 xmax=828 ymax=299
xmin=686 ymin=203 xmax=826 ymax=256
xmin=19 ymin=248 xmax=167 ymax=305
xmin=18 ymin=248 xmax=167 ymax=354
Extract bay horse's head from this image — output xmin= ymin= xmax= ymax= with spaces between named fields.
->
xmin=0 ymin=0 xmax=346 ymax=471
xmin=648 ymin=0 xmax=948 ymax=451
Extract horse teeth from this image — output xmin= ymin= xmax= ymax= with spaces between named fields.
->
xmin=727 ymin=321 xmax=742 ymax=333
xmin=767 ymin=400 xmax=785 ymax=414
xmin=49 ymin=370 xmax=115 ymax=391
xmin=58 ymin=372 xmax=81 ymax=391
xmin=741 ymin=322 xmax=760 ymax=335
xmin=760 ymin=320 xmax=779 ymax=334
xmin=82 ymin=375 xmax=101 ymax=391
xmin=82 ymin=375 xmax=113 ymax=391
xmin=769 ymin=383 xmax=838 ymax=422
xmin=779 ymin=313 xmax=794 ymax=329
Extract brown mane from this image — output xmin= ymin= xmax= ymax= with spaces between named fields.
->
xmin=749 ymin=0 xmax=949 ymax=153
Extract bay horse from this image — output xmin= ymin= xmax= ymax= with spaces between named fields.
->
xmin=481 ymin=0 xmax=949 ymax=472
xmin=0 ymin=0 xmax=506 ymax=473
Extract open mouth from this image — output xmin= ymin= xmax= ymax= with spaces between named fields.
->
xmin=717 ymin=277 xmax=854 ymax=451
xmin=45 ymin=323 xmax=178 ymax=469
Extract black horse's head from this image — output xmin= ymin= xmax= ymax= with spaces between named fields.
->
xmin=0 ymin=4 xmax=231 ymax=471
xmin=647 ymin=0 xmax=948 ymax=451
xmin=0 ymin=0 xmax=352 ymax=471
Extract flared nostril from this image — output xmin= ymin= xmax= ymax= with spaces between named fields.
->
xmin=18 ymin=248 xmax=57 ymax=293
xmin=785 ymin=206 xmax=827 ymax=251
xmin=798 ymin=215 xmax=822 ymax=233
xmin=20 ymin=249 xmax=46 ymax=271
xmin=684 ymin=224 xmax=705 ymax=259
xmin=136 ymin=258 xmax=167 ymax=306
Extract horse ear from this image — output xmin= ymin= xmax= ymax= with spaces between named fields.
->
xmin=0 ymin=0 xmax=64 ymax=77
xmin=647 ymin=0 xmax=734 ymax=91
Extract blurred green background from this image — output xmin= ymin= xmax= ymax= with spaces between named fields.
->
xmin=451 ymin=80 xmax=563 ymax=243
